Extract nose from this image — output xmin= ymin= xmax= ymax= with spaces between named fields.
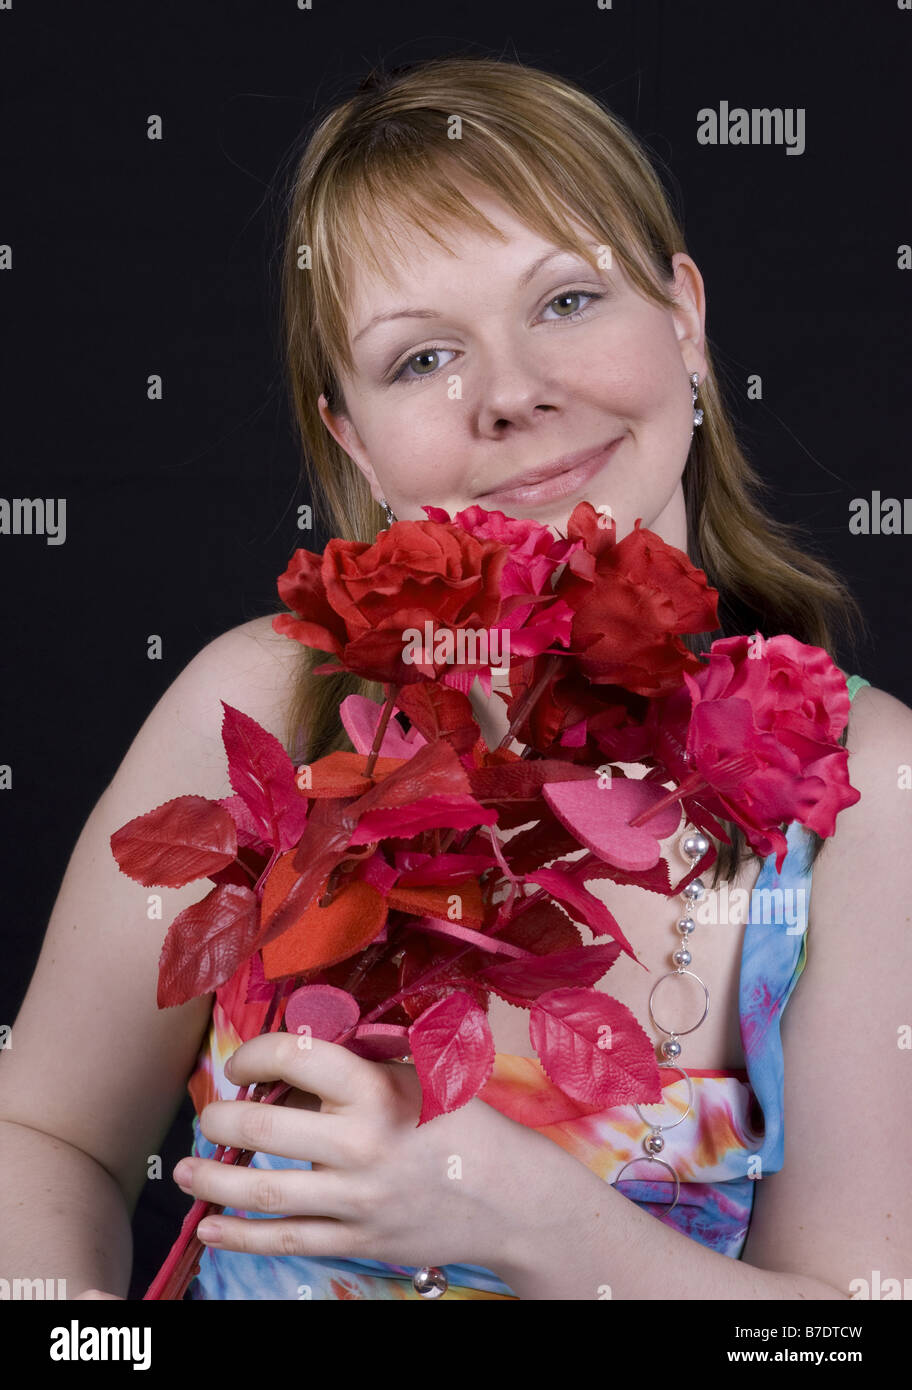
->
xmin=474 ymin=342 xmax=563 ymax=433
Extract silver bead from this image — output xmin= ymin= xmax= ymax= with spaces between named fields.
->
xmin=676 ymin=917 xmax=696 ymax=935
xmin=681 ymin=832 xmax=709 ymax=859
xmin=644 ymin=1131 xmax=665 ymax=1154
xmin=661 ymin=1038 xmax=682 ymax=1059
xmin=412 ymin=1266 xmax=448 ymax=1298
xmin=673 ymin=947 xmax=692 ymax=967
xmin=681 ymin=878 xmax=705 ymax=901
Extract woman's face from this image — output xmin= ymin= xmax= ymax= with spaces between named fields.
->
xmin=318 ymin=185 xmax=707 ymax=549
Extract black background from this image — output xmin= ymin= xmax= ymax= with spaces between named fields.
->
xmin=1 ymin=1 xmax=909 ymax=1298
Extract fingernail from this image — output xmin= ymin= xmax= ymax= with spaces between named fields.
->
xmin=173 ymin=1161 xmax=193 ymax=1188
xmin=197 ymin=1220 xmax=222 ymax=1243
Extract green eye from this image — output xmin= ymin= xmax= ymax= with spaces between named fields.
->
xmin=550 ymin=291 xmax=586 ymax=315
xmin=391 ymin=346 xmax=456 ymax=385
xmin=409 ymin=350 xmax=439 ymax=375
xmin=543 ymin=289 xmax=603 ymax=320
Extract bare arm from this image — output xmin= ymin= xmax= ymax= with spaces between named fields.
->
xmin=0 ymin=616 xmax=305 ymax=1295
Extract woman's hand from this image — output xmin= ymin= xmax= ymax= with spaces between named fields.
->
xmin=73 ymin=1289 xmax=125 ymax=1299
xmin=171 ymin=1031 xmax=537 ymax=1275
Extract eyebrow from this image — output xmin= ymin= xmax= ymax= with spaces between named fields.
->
xmin=350 ymin=246 xmax=592 ymax=347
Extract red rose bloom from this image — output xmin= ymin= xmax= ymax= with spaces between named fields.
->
xmin=558 ymin=503 xmax=720 ymax=696
xmin=273 ymin=520 xmax=510 ymax=685
xmin=645 ymin=632 xmax=860 ymax=870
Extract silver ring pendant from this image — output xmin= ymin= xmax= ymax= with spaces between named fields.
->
xmin=633 ymin=1063 xmax=695 ymax=1130
xmin=648 ymin=968 xmax=710 ymax=1037
xmin=611 ymin=1156 xmax=682 ymax=1212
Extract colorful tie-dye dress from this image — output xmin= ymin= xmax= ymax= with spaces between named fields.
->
xmin=184 ymin=673 xmax=870 ymax=1299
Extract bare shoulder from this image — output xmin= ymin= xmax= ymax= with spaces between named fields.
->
xmin=808 ymin=679 xmax=912 ymax=977
xmin=821 ymin=681 xmax=912 ymax=852
xmin=112 ymin=614 xmax=308 ymax=798
xmin=150 ymin=613 xmax=306 ymax=755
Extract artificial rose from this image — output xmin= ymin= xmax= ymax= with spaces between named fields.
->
xmin=504 ymin=654 xmax=653 ymax=762
xmin=423 ymin=504 xmax=578 ymax=658
xmin=272 ymin=520 xmax=510 ymax=685
xmin=641 ymin=632 xmax=860 ymax=871
xmin=557 ymin=503 xmax=720 ymax=696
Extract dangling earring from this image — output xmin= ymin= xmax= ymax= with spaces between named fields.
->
xmin=691 ymin=373 xmax=704 ymax=428
xmin=379 ymin=498 xmax=396 ymax=527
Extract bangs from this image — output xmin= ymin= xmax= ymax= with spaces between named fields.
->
xmin=309 ymin=143 xmax=660 ymax=385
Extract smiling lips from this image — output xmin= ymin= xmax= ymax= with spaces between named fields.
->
xmin=475 ymin=435 xmax=625 ymax=508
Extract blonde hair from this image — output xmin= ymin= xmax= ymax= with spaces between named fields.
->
xmin=271 ymin=54 xmax=866 ymax=885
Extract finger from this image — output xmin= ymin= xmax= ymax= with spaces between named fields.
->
xmin=175 ymin=1156 xmax=358 ymax=1220
xmin=196 ymin=1212 xmax=360 ymax=1260
xmin=225 ymin=1032 xmax=389 ymax=1114
xmin=74 ymin=1289 xmax=125 ymax=1299
xmin=198 ymin=1096 xmax=352 ymax=1166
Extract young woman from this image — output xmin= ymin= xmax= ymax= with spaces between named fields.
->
xmin=2 ymin=56 xmax=909 ymax=1302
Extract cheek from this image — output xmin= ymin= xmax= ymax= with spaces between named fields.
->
xmin=363 ymin=407 xmax=470 ymax=514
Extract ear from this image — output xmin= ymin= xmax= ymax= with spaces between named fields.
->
xmin=317 ymin=392 xmax=384 ymax=500
xmin=669 ymin=254 xmax=708 ymax=384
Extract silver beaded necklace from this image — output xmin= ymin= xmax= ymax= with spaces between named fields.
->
xmin=610 ymin=825 xmax=712 ymax=1211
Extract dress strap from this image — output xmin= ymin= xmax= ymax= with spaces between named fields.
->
xmin=845 ymin=673 xmax=871 ymax=701
xmin=737 ymin=671 xmax=868 ymax=1176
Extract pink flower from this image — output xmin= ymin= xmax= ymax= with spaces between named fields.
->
xmin=642 ymin=633 xmax=860 ymax=871
xmin=423 ymin=504 xmax=578 ymax=658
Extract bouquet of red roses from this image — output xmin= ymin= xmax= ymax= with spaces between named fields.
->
xmin=110 ymin=501 xmax=860 ymax=1299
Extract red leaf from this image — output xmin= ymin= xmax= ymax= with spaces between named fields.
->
xmin=526 ymin=866 xmax=642 ymax=964
xmin=219 ymin=794 xmax=274 ymax=851
xmin=157 ymin=882 xmax=259 ymax=1007
xmin=245 ymin=950 xmax=277 ymax=1003
xmin=408 ymin=992 xmax=496 ymax=1123
xmin=499 ymin=813 xmax=581 ymax=876
xmin=394 ymin=683 xmax=479 ymax=754
xmin=220 ymin=703 xmax=310 ymax=851
xmin=529 ymin=987 xmax=662 ymax=1108
xmin=349 ymin=796 xmax=498 ymax=845
xmin=496 ymin=899 xmax=582 ymax=954
xmin=111 ymin=794 xmax=237 ymax=888
xmin=394 ymin=852 xmax=496 ymax=886
xmin=479 ymin=941 xmax=622 ymax=1002
xmin=347 ymin=739 xmax=472 ymax=818
xmin=467 ymin=759 xmax=594 ymax=802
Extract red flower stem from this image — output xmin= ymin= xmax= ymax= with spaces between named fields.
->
xmin=253 ymin=846 xmax=281 ymax=897
xmin=144 ymin=1082 xmax=293 ymax=1300
xmin=495 ymin=653 xmax=561 ymax=752
xmin=627 ymin=770 xmax=707 ymax=827
xmin=144 ymin=983 xmax=295 ymax=1301
xmin=364 ymin=686 xmax=400 ymax=778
